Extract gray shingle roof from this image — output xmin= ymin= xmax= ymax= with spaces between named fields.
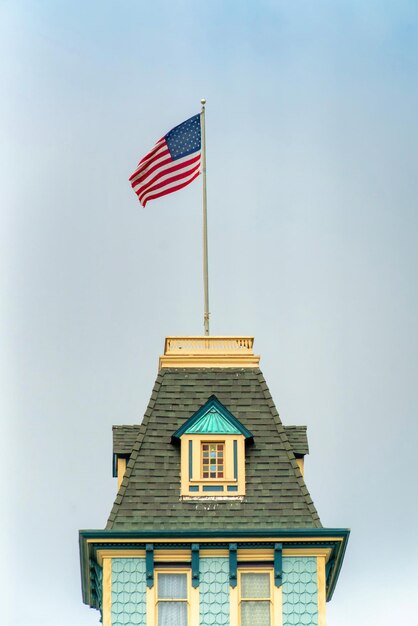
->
xmin=283 ymin=426 xmax=309 ymax=456
xmin=113 ymin=425 xmax=308 ymax=459
xmin=113 ymin=425 xmax=140 ymax=455
xmin=106 ymin=368 xmax=321 ymax=531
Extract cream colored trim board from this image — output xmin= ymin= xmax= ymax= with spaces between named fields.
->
xmin=96 ymin=546 xmax=332 ymax=566
xmin=159 ymin=354 xmax=260 ymax=369
xmin=117 ymin=457 xmax=127 ymax=489
xmin=296 ymin=457 xmax=304 ymax=477
xmin=273 ymin=583 xmax=283 ymax=626
xmin=146 ymin=585 xmax=154 ymax=626
xmin=87 ymin=536 xmax=343 ymax=546
xmin=159 ymin=336 xmax=260 ymax=369
xmin=96 ymin=549 xmax=146 ymax=566
xmin=102 ymin=557 xmax=111 ymax=626
xmin=229 ymin=585 xmax=238 ymax=625
xmin=317 ymin=555 xmax=327 ymax=626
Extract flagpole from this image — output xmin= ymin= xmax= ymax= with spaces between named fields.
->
xmin=201 ymin=98 xmax=210 ymax=336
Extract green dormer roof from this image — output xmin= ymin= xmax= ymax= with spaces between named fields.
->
xmin=172 ymin=395 xmax=253 ymax=441
xmin=185 ymin=407 xmax=241 ymax=434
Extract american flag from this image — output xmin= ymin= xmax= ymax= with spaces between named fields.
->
xmin=130 ymin=114 xmax=201 ymax=207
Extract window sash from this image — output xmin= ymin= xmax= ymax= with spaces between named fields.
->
xmin=156 ymin=571 xmax=190 ymax=626
xmin=238 ymin=570 xmax=273 ymax=626
xmin=201 ymin=441 xmax=225 ymax=479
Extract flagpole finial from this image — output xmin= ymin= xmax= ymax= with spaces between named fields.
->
xmin=201 ymin=98 xmax=206 ymax=106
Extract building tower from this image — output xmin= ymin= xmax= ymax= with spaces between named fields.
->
xmin=79 ymin=336 xmax=349 ymax=625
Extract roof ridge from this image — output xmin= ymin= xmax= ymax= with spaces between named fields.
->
xmin=106 ymin=371 xmax=165 ymax=529
xmin=255 ymin=370 xmax=322 ymax=528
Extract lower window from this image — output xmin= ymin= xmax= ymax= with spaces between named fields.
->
xmin=156 ymin=571 xmax=189 ymax=626
xmin=239 ymin=570 xmax=273 ymax=626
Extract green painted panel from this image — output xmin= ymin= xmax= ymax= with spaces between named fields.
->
xmin=282 ymin=557 xmax=318 ymax=626
xmin=185 ymin=408 xmax=241 ymax=435
xmin=112 ymin=558 xmax=146 ymax=626
xmin=200 ymin=557 xmax=229 ymax=625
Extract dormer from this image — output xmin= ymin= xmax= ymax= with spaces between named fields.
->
xmin=112 ymin=425 xmax=140 ymax=488
xmin=284 ymin=425 xmax=309 ymax=477
xmin=172 ymin=395 xmax=253 ymax=498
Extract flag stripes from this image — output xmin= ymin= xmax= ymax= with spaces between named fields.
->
xmin=130 ymin=114 xmax=201 ymax=207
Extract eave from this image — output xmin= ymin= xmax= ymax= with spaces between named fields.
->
xmin=79 ymin=527 xmax=349 ymax=608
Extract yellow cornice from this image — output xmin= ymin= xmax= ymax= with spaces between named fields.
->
xmin=88 ymin=536 xmax=342 ymax=546
xmin=95 ymin=546 xmax=332 ymax=566
xmin=159 ymin=336 xmax=260 ymax=370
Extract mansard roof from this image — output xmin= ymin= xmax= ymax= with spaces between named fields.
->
xmin=106 ymin=367 xmax=321 ymax=531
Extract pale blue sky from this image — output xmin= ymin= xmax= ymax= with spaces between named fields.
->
xmin=1 ymin=1 xmax=418 ymax=625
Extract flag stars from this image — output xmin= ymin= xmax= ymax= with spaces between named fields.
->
xmin=166 ymin=114 xmax=201 ymax=160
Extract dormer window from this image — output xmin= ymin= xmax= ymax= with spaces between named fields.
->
xmin=202 ymin=442 xmax=224 ymax=478
xmin=172 ymin=395 xmax=253 ymax=498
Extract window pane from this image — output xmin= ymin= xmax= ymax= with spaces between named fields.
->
xmin=241 ymin=601 xmax=270 ymax=626
xmin=158 ymin=574 xmax=187 ymax=599
xmin=158 ymin=601 xmax=187 ymax=626
xmin=241 ymin=573 xmax=270 ymax=599
xmin=201 ymin=442 xmax=225 ymax=479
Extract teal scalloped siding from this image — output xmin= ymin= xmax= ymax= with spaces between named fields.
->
xmin=200 ymin=557 xmax=229 ymax=625
xmin=282 ymin=557 xmax=318 ymax=626
xmin=111 ymin=558 xmax=146 ymax=626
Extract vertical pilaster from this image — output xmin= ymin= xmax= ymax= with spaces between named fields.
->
xmin=317 ymin=556 xmax=327 ymax=626
xmin=102 ymin=557 xmax=111 ymax=626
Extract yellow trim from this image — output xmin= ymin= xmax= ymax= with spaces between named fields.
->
xmin=117 ymin=457 xmax=127 ymax=489
xmin=155 ymin=549 xmax=191 ymax=562
xmin=159 ymin=335 xmax=260 ymax=369
xmin=284 ymin=547 xmax=331 ymax=561
xmin=95 ymin=546 xmax=332 ymax=567
xmin=96 ymin=549 xmax=146 ymax=566
xmin=102 ymin=557 xmax=111 ymax=626
xmin=237 ymin=547 xmax=331 ymax=561
xmin=95 ymin=547 xmax=332 ymax=567
xmin=190 ymin=585 xmax=200 ymax=625
xmin=229 ymin=585 xmax=239 ymax=625
xmin=146 ymin=585 xmax=154 ymax=626
xmin=273 ymin=582 xmax=283 ymax=626
xmin=181 ymin=433 xmax=246 ymax=497
xmin=296 ymin=457 xmax=304 ymax=477
xmin=87 ymin=536 xmax=343 ymax=546
xmin=200 ymin=549 xmax=230 ymax=557
xmin=159 ymin=353 xmax=261 ymax=368
xmin=99 ymin=549 xmax=193 ymax=563
xmin=317 ymin=555 xmax=327 ymax=626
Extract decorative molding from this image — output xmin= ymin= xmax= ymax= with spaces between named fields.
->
xmin=229 ymin=543 xmax=238 ymax=588
xmin=146 ymin=544 xmax=154 ymax=588
xmin=274 ymin=542 xmax=283 ymax=587
xmin=80 ymin=529 xmax=349 ymax=607
xmin=159 ymin=336 xmax=260 ymax=369
xmin=191 ymin=543 xmax=200 ymax=588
